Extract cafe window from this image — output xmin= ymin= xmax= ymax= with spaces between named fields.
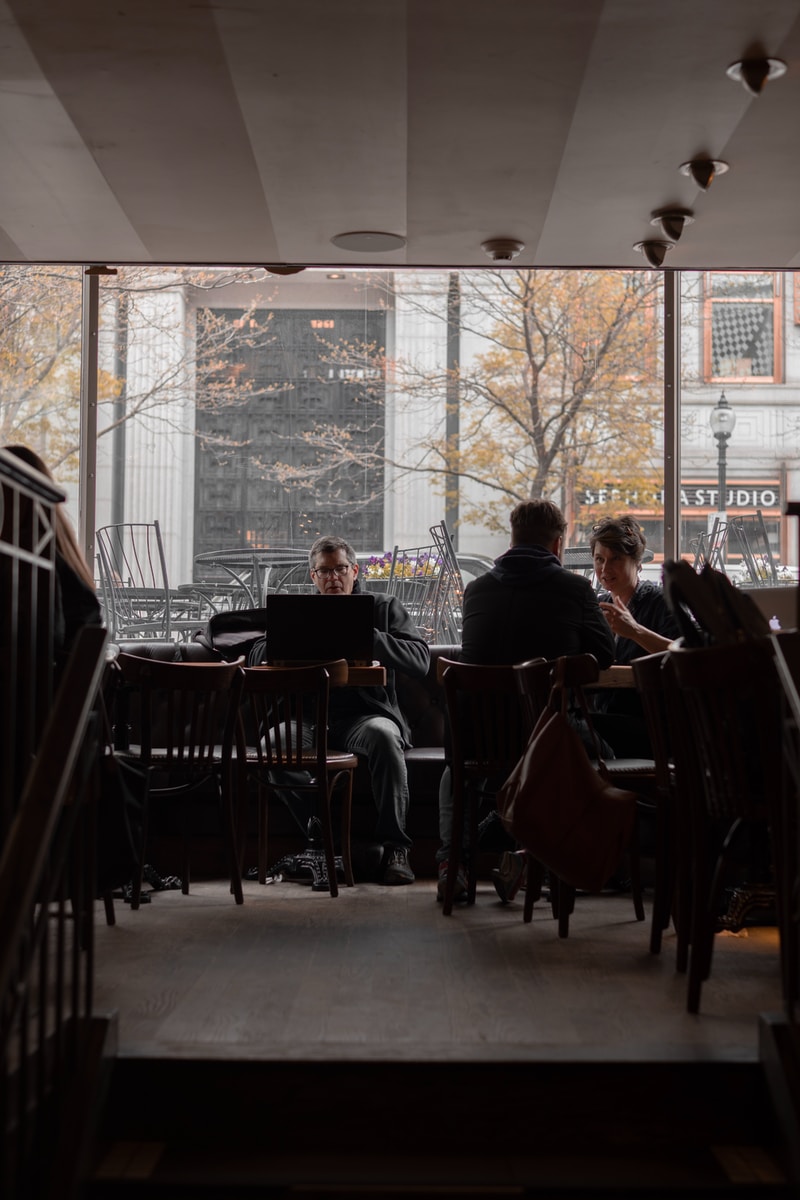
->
xmin=703 ymin=271 xmax=782 ymax=382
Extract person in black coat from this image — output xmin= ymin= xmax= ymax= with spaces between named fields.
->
xmin=437 ymin=499 xmax=615 ymax=901
xmin=308 ymin=535 xmax=430 ymax=885
xmin=460 ymin=503 xmax=615 ymax=668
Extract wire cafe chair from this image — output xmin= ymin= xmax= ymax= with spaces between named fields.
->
xmin=387 ymin=521 xmax=465 ymax=643
xmin=96 ymin=520 xmax=207 ymax=641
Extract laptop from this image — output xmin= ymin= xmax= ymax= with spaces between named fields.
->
xmin=265 ymin=593 xmax=376 ymax=666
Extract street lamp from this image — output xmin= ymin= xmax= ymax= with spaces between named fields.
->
xmin=709 ymin=390 xmax=737 ymax=520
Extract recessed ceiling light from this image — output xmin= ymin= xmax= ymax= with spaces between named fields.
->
xmin=327 ymin=272 xmax=346 ymax=280
xmin=481 ymin=238 xmax=525 ymax=262
xmin=633 ymin=240 xmax=674 ymax=268
xmin=650 ymin=209 xmax=694 ymax=242
xmin=726 ymin=56 xmax=787 ymax=95
xmin=330 ymin=231 xmax=406 ymax=252
xmin=679 ymin=159 xmax=729 ymax=190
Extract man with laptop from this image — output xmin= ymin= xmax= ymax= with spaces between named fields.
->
xmin=298 ymin=534 xmax=430 ymax=884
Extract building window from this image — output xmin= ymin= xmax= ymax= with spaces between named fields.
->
xmin=703 ymin=271 xmax=782 ymax=382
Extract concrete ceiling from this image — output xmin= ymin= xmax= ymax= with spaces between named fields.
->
xmin=3 ymin=0 xmax=800 ymax=271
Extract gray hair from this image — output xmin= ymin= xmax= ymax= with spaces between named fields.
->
xmin=308 ymin=535 xmax=357 ymax=571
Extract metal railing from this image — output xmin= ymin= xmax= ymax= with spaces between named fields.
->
xmin=0 ymin=451 xmax=109 ymax=1200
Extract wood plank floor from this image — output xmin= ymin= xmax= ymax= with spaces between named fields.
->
xmin=92 ymin=878 xmax=782 ymax=1063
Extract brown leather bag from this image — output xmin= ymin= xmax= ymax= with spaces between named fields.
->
xmin=497 ymin=666 xmax=636 ymax=892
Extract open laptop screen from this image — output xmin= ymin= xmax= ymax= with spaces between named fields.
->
xmin=265 ymin=593 xmax=375 ymax=665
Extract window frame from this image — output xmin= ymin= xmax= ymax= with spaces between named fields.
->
xmin=702 ymin=270 xmax=783 ymax=384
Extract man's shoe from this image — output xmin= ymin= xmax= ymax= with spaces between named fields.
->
xmin=437 ymin=861 xmax=469 ymax=904
xmin=491 ymin=850 xmax=526 ymax=904
xmin=382 ymin=847 xmax=415 ymax=885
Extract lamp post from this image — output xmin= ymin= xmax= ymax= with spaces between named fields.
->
xmin=709 ymin=390 xmax=737 ymax=520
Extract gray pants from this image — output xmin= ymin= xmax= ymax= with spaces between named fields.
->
xmin=274 ymin=715 xmax=411 ymax=850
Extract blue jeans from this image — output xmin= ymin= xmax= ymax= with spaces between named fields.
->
xmin=329 ymin=714 xmax=412 ymax=850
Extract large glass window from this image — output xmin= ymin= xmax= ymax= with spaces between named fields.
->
xmin=682 ymin=270 xmax=796 ymax=582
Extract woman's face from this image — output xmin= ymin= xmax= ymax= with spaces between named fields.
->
xmin=592 ymin=542 xmax=639 ymax=599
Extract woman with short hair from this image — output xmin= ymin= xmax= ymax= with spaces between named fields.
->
xmin=589 ymin=515 xmax=678 ymax=758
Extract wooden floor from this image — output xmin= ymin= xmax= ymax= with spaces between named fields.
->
xmin=92 ymin=877 xmax=783 ymax=1064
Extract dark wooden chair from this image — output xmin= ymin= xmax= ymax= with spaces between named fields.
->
xmin=115 ymin=653 xmax=245 ymax=905
xmin=667 ymin=638 xmax=784 ymax=1013
xmin=233 ymin=659 xmax=358 ymax=897
xmin=771 ymin=630 xmax=800 ymax=1031
xmin=439 ymin=659 xmax=530 ymax=915
xmin=513 ymin=655 xmax=646 ymax=937
xmin=631 ymin=651 xmax=680 ymax=956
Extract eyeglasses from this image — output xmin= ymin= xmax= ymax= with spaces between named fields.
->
xmin=312 ymin=564 xmax=352 ymax=577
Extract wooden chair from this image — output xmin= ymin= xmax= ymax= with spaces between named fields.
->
xmin=114 ymin=653 xmax=245 ymax=905
xmin=667 ymin=638 xmax=783 ymax=1013
xmin=513 ymin=657 xmax=573 ymax=933
xmin=771 ymin=631 xmax=800 ymax=1030
xmin=233 ymin=660 xmax=358 ymax=897
xmin=631 ymin=651 xmax=680 ymax=955
xmin=513 ymin=655 xmax=646 ymax=937
xmin=439 ymin=659 xmax=530 ymax=915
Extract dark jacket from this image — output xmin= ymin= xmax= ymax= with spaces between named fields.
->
xmin=327 ymin=589 xmax=430 ymax=745
xmin=460 ymin=544 xmax=614 ymax=668
xmin=593 ymin=579 xmax=679 ymax=719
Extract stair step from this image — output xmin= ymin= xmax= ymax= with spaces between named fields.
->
xmin=85 ymin=1057 xmax=792 ymax=1196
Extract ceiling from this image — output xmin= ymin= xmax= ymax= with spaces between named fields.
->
xmin=3 ymin=0 xmax=800 ymax=271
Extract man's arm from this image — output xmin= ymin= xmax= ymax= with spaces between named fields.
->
xmin=372 ymin=594 xmax=431 ymax=678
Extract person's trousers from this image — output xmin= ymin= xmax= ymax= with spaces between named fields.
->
xmin=329 ymin=714 xmax=412 ymax=850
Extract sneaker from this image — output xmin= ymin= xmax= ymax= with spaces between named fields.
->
xmin=436 ymin=860 xmax=469 ymax=904
xmin=382 ymin=846 xmax=415 ymax=885
xmin=491 ymin=850 xmax=526 ymax=904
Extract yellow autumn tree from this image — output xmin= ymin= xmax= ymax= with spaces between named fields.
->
xmin=394 ymin=269 xmax=663 ymax=535
xmin=272 ymin=269 xmax=662 ymax=534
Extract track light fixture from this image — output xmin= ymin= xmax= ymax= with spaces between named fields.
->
xmin=679 ymin=159 xmax=729 ymax=190
xmin=481 ymin=238 xmax=525 ymax=262
xmin=650 ymin=208 xmax=694 ymax=242
xmin=726 ymin=56 xmax=787 ymax=96
xmin=633 ymin=240 xmax=674 ymax=269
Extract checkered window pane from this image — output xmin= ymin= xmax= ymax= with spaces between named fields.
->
xmin=711 ymin=302 xmax=773 ymax=376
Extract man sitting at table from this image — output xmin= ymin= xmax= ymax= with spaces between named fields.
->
xmin=308 ymin=534 xmax=430 ymax=885
xmin=436 ymin=499 xmax=615 ymax=902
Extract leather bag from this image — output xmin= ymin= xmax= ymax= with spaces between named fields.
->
xmin=497 ymin=671 xmax=636 ymax=892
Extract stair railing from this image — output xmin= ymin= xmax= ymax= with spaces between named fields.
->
xmin=0 ymin=451 xmax=109 ymax=1200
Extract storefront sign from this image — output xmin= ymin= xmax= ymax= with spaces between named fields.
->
xmin=580 ymin=483 xmax=780 ymax=509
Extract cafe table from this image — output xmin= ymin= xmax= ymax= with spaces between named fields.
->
xmin=194 ymin=546 xmax=310 ymax=608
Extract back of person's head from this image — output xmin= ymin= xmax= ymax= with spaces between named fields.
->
xmin=509 ymin=499 xmax=566 ymax=549
xmin=308 ymin=534 xmax=357 ymax=570
xmin=4 ymin=444 xmax=53 ymax=479
xmin=589 ymin=514 xmax=647 ymax=565
xmin=4 ymin=443 xmax=96 ymax=591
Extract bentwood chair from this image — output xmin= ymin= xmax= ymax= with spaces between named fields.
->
xmin=439 ymin=659 xmax=530 ymax=915
xmin=513 ymin=655 xmax=646 ymax=937
xmin=114 ymin=653 xmax=245 ymax=905
xmin=667 ymin=638 xmax=783 ymax=1014
xmin=234 ymin=660 xmax=358 ymax=897
xmin=631 ymin=651 xmax=682 ymax=956
xmin=771 ymin=631 xmax=800 ymax=1031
